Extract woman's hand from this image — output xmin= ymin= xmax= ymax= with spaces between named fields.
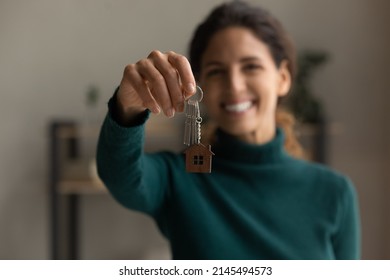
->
xmin=116 ymin=50 xmax=196 ymax=122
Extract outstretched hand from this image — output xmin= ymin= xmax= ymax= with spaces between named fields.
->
xmin=117 ymin=50 xmax=197 ymax=120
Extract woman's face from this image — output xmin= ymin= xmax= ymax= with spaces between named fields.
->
xmin=199 ymin=27 xmax=291 ymax=144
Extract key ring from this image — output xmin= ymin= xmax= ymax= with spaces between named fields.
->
xmin=187 ymin=85 xmax=203 ymax=103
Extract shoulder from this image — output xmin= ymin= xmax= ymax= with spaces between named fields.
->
xmin=286 ymin=157 xmax=357 ymax=197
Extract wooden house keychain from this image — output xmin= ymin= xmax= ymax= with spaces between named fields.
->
xmin=183 ymin=86 xmax=214 ymax=173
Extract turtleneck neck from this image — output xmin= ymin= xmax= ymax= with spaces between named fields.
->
xmin=212 ymin=127 xmax=288 ymax=165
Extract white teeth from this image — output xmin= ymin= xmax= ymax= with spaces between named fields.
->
xmin=224 ymin=101 xmax=253 ymax=113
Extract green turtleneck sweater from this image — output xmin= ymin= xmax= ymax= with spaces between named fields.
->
xmin=97 ymin=105 xmax=360 ymax=260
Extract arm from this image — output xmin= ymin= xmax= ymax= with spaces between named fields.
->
xmin=332 ymin=177 xmax=361 ymax=259
xmin=96 ymin=94 xmax=170 ymax=216
xmin=96 ymin=50 xmax=196 ymax=215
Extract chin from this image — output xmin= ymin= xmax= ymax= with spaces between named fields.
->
xmin=220 ymin=123 xmax=256 ymax=137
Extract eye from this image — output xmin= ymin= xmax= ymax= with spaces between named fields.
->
xmin=205 ymin=68 xmax=225 ymax=77
xmin=243 ymin=63 xmax=262 ymax=72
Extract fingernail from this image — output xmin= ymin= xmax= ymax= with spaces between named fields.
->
xmin=186 ymin=83 xmax=195 ymax=95
xmin=166 ymin=108 xmax=175 ymax=118
xmin=152 ymin=105 xmax=161 ymax=114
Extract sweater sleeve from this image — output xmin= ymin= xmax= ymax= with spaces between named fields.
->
xmin=96 ymin=99 xmax=171 ymax=217
xmin=332 ymin=177 xmax=361 ymax=259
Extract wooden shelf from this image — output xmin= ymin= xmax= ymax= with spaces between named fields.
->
xmin=58 ymin=179 xmax=107 ymax=195
xmin=52 ymin=118 xmax=183 ymax=198
xmin=55 ymin=120 xmax=181 ymax=139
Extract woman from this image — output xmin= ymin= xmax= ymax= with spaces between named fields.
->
xmin=97 ymin=1 xmax=360 ymax=259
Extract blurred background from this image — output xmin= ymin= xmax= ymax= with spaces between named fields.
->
xmin=1 ymin=0 xmax=389 ymax=259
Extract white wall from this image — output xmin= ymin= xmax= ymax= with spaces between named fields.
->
xmin=0 ymin=0 xmax=389 ymax=259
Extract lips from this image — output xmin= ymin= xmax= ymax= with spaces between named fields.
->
xmin=222 ymin=100 xmax=254 ymax=113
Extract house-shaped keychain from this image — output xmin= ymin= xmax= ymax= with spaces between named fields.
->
xmin=183 ymin=86 xmax=214 ymax=173
xmin=184 ymin=143 xmax=214 ymax=173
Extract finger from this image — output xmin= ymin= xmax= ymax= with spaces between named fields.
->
xmin=136 ymin=58 xmax=175 ymax=118
xmin=122 ymin=64 xmax=160 ymax=114
xmin=149 ymin=51 xmax=185 ymax=113
xmin=167 ymin=51 xmax=196 ymax=98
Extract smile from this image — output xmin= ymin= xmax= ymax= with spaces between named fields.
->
xmin=223 ymin=101 xmax=254 ymax=113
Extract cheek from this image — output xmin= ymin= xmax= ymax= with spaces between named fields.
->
xmin=201 ymin=83 xmax=220 ymax=107
xmin=258 ymin=93 xmax=280 ymax=116
xmin=203 ymin=96 xmax=218 ymax=112
xmin=203 ymin=96 xmax=221 ymax=122
xmin=252 ymin=76 xmax=279 ymax=100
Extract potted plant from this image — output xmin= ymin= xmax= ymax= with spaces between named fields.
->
xmin=285 ymin=50 xmax=329 ymax=162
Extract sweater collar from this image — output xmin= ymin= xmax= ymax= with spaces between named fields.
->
xmin=212 ymin=127 xmax=288 ymax=164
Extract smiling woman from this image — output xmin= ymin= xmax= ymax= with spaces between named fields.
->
xmin=96 ymin=0 xmax=361 ymax=260
xmin=198 ymin=27 xmax=291 ymax=144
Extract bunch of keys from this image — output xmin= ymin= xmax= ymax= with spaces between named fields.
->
xmin=183 ymin=86 xmax=214 ymax=173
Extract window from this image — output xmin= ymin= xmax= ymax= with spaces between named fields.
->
xmin=193 ymin=155 xmax=204 ymax=165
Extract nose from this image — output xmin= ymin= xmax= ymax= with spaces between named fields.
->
xmin=226 ymin=67 xmax=246 ymax=96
